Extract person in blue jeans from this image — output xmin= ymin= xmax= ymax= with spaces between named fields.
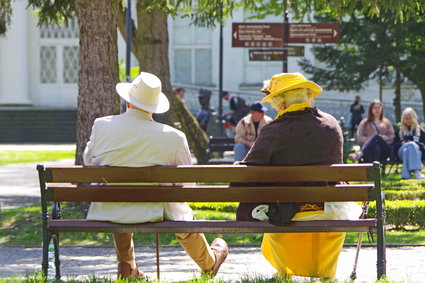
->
xmin=233 ymin=101 xmax=273 ymax=161
xmin=395 ymin=107 xmax=425 ymax=179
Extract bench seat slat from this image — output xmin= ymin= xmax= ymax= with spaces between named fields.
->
xmin=45 ymin=164 xmax=374 ymax=183
xmin=49 ymin=219 xmax=376 ymax=233
xmin=48 ymin=185 xmax=371 ymax=202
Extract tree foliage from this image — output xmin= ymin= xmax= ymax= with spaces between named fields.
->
xmin=299 ymin=9 xmax=425 ymax=121
xmin=0 ymin=0 xmax=12 ymax=35
xmin=250 ymin=0 xmax=425 ymax=23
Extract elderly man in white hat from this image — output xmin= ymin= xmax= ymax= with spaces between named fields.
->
xmin=83 ymin=72 xmax=228 ymax=278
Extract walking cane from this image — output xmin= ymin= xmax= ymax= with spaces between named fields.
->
xmin=350 ymin=201 xmax=369 ymax=280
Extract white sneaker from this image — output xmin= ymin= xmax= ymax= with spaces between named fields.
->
xmin=414 ymin=170 xmax=425 ymax=179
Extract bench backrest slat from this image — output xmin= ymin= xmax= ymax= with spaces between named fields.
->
xmin=43 ymin=164 xmax=375 ymax=183
xmin=47 ymin=185 xmax=371 ymax=202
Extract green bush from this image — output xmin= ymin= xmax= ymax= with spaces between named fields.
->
xmin=384 ymin=190 xmax=425 ymax=200
xmin=382 ymin=180 xmax=425 ymax=191
xmin=368 ymin=200 xmax=425 ymax=229
xmin=189 ymin=202 xmax=238 ymax=213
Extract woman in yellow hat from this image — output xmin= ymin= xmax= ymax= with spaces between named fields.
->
xmin=236 ymin=72 xmax=361 ymax=279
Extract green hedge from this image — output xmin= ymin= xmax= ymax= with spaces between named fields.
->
xmin=189 ymin=202 xmax=238 ymax=213
xmin=384 ymin=190 xmax=425 ymax=200
xmin=368 ymin=200 xmax=425 ymax=229
xmin=382 ymin=180 xmax=425 ymax=191
xmin=190 ymin=201 xmax=425 ymax=229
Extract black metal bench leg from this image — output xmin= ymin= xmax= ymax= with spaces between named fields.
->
xmin=52 ymin=233 xmax=61 ymax=280
xmin=377 ymin=228 xmax=386 ymax=278
xmin=376 ymin=191 xmax=386 ymax=279
xmin=42 ymin=235 xmax=50 ymax=278
xmin=156 ymin=232 xmax=160 ymax=280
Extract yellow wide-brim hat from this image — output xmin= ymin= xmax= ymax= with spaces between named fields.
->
xmin=261 ymin=72 xmax=322 ymax=103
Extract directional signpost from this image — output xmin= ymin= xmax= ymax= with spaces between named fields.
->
xmin=232 ymin=22 xmax=339 ymax=67
xmin=232 ymin=23 xmax=283 ymax=47
xmin=249 ymin=46 xmax=305 ymax=61
xmin=288 ymin=23 xmax=339 ymax=43
xmin=232 ymin=22 xmax=340 ymax=47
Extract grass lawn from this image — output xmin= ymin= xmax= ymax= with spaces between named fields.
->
xmin=0 ymin=150 xmax=75 ymax=165
xmin=0 ymin=272 xmax=399 ymax=283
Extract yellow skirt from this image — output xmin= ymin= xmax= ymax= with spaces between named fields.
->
xmin=261 ymin=232 xmax=346 ymax=278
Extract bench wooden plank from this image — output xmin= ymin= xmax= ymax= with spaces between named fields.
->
xmin=45 ymin=164 xmax=375 ymax=183
xmin=49 ymin=219 xmax=376 ymax=233
xmin=47 ymin=184 xmax=372 ymax=202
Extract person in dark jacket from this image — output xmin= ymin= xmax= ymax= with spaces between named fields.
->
xmin=223 ymin=91 xmax=250 ymax=126
xmin=236 ymin=72 xmax=360 ymax=279
xmin=349 ymin=95 xmax=364 ymax=138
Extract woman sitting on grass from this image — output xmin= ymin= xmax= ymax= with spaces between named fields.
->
xmin=394 ymin=107 xmax=425 ymax=179
xmin=349 ymin=99 xmax=395 ymax=163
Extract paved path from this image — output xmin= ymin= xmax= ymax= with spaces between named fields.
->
xmin=0 ymin=154 xmax=74 ymax=209
xmin=1 ymin=245 xmax=424 ymax=282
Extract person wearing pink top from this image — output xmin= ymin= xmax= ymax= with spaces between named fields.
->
xmin=349 ymin=99 xmax=395 ymax=162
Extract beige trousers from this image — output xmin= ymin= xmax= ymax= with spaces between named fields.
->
xmin=113 ymin=233 xmax=215 ymax=271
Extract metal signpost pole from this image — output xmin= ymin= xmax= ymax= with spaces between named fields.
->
xmin=218 ymin=12 xmax=224 ymax=137
xmin=283 ymin=1 xmax=289 ymax=73
xmin=125 ymin=0 xmax=132 ymax=82
xmin=122 ymin=0 xmax=132 ymax=113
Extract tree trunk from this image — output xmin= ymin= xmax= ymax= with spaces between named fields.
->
xmin=418 ymin=86 xmax=425 ymax=122
xmin=393 ymin=23 xmax=402 ymax=123
xmin=394 ymin=68 xmax=401 ymax=122
xmin=173 ymin=97 xmax=210 ymax=164
xmin=75 ymin=0 xmax=120 ymax=164
xmin=133 ymin=0 xmax=173 ymax=126
xmin=116 ymin=2 xmax=209 ymax=164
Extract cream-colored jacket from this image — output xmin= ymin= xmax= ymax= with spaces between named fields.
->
xmin=234 ymin=114 xmax=273 ymax=145
xmin=83 ymin=108 xmax=194 ymax=224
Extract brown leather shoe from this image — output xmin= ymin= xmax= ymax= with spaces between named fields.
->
xmin=204 ymin=238 xmax=228 ymax=277
xmin=117 ymin=262 xmax=144 ymax=279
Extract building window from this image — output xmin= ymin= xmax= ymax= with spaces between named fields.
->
xmin=172 ymin=16 xmax=212 ymax=85
xmin=39 ymin=20 xmax=79 ymax=85
xmin=40 ymin=46 xmax=57 ymax=83
xmin=63 ymin=46 xmax=79 ymax=83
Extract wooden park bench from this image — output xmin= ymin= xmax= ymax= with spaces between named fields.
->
xmin=37 ymin=162 xmax=386 ymax=280
xmin=205 ymin=136 xmax=235 ymax=164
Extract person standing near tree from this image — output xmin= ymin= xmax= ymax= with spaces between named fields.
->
xmin=349 ymin=95 xmax=364 ymax=138
xmin=223 ymin=91 xmax=250 ymax=126
xmin=83 ymin=72 xmax=228 ymax=279
xmin=175 ymin=87 xmax=185 ymax=100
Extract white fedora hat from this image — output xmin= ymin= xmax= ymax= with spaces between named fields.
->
xmin=116 ymin=72 xmax=170 ymax=114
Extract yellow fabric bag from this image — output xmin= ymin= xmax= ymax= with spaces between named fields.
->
xmin=261 ymin=231 xmax=345 ymax=279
